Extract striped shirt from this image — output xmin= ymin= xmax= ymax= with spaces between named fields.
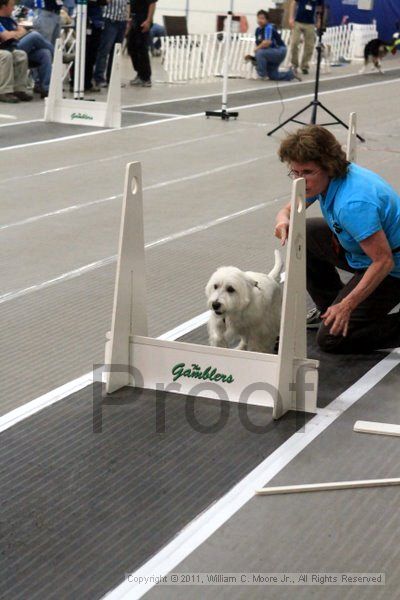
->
xmin=104 ymin=0 xmax=129 ymax=21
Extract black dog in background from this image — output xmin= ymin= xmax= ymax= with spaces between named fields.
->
xmin=360 ymin=33 xmax=400 ymax=74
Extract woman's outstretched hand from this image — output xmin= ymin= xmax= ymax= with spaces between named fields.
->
xmin=321 ymin=300 xmax=353 ymax=337
xmin=274 ymin=221 xmax=289 ymax=246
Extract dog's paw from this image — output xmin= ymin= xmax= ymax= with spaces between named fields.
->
xmin=234 ymin=339 xmax=247 ymax=351
xmin=209 ymin=336 xmax=228 ymax=348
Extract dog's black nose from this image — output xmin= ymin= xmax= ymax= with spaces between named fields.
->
xmin=212 ymin=301 xmax=221 ymax=310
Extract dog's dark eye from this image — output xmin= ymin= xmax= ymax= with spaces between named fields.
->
xmin=214 ymin=284 xmax=218 ymax=290
xmin=227 ymin=286 xmax=235 ymax=293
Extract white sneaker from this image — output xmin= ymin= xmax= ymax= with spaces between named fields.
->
xmin=306 ymin=307 xmax=322 ymax=329
xmin=130 ymin=76 xmax=142 ymax=86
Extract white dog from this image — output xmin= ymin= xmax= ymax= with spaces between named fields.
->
xmin=205 ymin=250 xmax=283 ymax=354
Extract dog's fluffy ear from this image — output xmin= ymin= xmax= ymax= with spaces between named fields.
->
xmin=244 ymin=273 xmax=257 ymax=289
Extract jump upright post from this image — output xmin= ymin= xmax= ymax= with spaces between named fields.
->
xmin=205 ymin=12 xmax=239 ymax=121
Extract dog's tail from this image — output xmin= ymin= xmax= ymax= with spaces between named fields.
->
xmin=268 ymin=249 xmax=283 ymax=282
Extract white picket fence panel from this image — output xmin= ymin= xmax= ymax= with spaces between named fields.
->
xmin=160 ymin=23 xmax=378 ymax=82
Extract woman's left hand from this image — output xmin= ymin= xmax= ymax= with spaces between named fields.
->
xmin=321 ymin=300 xmax=353 ymax=337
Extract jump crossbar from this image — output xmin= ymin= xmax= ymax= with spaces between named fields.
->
xmin=255 ymin=478 xmax=400 ymax=495
xmin=105 ymin=162 xmax=319 ymax=418
xmin=354 ymin=421 xmax=400 ymax=437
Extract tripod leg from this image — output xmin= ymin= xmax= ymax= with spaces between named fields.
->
xmin=267 ymin=102 xmax=314 ymax=136
xmin=318 ymin=102 xmax=365 ymax=142
xmin=310 ymin=102 xmax=318 ymax=125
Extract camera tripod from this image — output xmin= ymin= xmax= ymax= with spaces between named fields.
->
xmin=267 ymin=26 xmax=365 ymax=142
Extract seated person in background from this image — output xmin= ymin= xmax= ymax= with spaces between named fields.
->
xmin=0 ymin=0 xmax=54 ymax=97
xmin=149 ymin=21 xmax=164 ymax=56
xmin=0 ymin=46 xmax=32 ymax=102
xmin=245 ymin=10 xmax=299 ymax=82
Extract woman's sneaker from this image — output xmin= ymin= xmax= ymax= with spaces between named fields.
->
xmin=307 ymin=307 xmax=322 ymax=329
xmin=130 ymin=76 xmax=142 ymax=86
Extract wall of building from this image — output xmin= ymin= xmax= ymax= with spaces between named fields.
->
xmin=154 ymin=0 xmax=277 ymax=34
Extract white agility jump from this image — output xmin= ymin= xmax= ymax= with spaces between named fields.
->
xmin=44 ymin=39 xmax=121 ymax=128
xmin=104 ymin=162 xmax=319 ymax=419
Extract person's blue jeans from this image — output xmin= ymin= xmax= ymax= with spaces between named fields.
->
xmin=94 ymin=19 xmax=127 ymax=84
xmin=149 ymin=23 xmax=165 ymax=51
xmin=255 ymin=46 xmax=294 ymax=81
xmin=17 ymin=31 xmax=53 ymax=91
xmin=33 ymin=9 xmax=61 ymax=45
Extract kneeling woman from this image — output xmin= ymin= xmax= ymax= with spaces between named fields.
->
xmin=274 ymin=125 xmax=400 ymax=354
xmin=246 ymin=10 xmax=298 ymax=82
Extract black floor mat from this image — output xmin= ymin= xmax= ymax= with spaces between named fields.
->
xmin=0 ymin=385 xmax=308 ymax=600
xmin=0 ymin=328 xmax=388 ymax=600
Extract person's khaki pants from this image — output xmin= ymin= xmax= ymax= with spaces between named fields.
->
xmin=290 ymin=21 xmax=316 ymax=70
xmin=0 ymin=49 xmax=28 ymax=94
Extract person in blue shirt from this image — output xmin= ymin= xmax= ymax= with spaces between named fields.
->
xmin=0 ymin=0 xmax=54 ymax=97
xmin=289 ymin=0 xmax=323 ymax=75
xmin=246 ymin=10 xmax=299 ymax=82
xmin=274 ymin=125 xmax=400 ymax=354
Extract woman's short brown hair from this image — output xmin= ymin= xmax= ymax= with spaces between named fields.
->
xmin=278 ymin=125 xmax=349 ymax=179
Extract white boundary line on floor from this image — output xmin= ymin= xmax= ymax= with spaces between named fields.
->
xmin=0 ymin=114 xmax=190 ymax=152
xmin=0 ymin=76 xmax=398 ymax=153
xmin=0 ymin=195 xmax=283 ymax=304
xmin=0 ymin=312 xmax=211 ymax=434
xmin=1 ymin=154 xmax=272 ymax=231
xmin=231 ymin=77 xmax=400 ymax=113
xmin=122 ymin=109 xmax=182 ymax=117
xmin=0 ymin=113 xmax=17 ymax=121
xmin=0 ymin=117 xmax=39 ymax=127
xmin=0 ymin=129 xmax=244 ymax=185
xmin=122 ymin=65 xmax=400 ymax=108
xmin=103 ymin=347 xmax=400 ymax=600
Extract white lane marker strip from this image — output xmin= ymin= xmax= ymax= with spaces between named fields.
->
xmin=103 ymin=348 xmax=400 ymax=600
xmin=230 ymin=77 xmax=400 ymax=113
xmin=0 ymin=313 xmax=211 ymax=434
xmin=0 ymin=373 xmax=94 ymax=434
xmin=0 ymin=117 xmax=39 ymax=127
xmin=0 ymin=196 xmax=283 ymax=304
xmin=0 ymin=195 xmax=120 ymax=231
xmin=144 ymin=156 xmax=268 ymax=191
xmin=0 ymin=76 xmax=398 ymax=153
xmin=158 ymin=311 xmax=210 ymax=341
xmin=0 ymin=113 xmax=17 ymax=121
xmin=122 ymin=109 xmax=182 ymax=117
xmin=0 ymin=113 xmax=191 ymax=153
xmin=0 ymin=129 xmax=243 ymax=185
xmin=122 ymin=66 xmax=400 ymax=108
xmin=0 ymin=154 xmax=272 ymax=231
